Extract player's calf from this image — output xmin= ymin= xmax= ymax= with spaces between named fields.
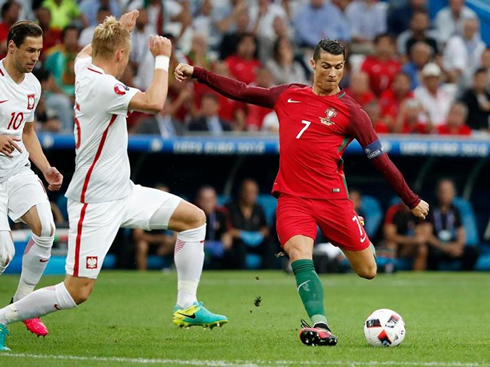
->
xmin=64 ymin=276 xmax=95 ymax=305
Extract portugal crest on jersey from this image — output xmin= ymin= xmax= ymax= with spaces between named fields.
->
xmin=320 ymin=107 xmax=337 ymax=126
xmin=27 ymin=94 xmax=35 ymax=110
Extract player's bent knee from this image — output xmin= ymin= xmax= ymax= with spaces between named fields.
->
xmin=65 ymin=278 xmax=95 ymax=305
xmin=358 ymin=265 xmax=377 ymax=280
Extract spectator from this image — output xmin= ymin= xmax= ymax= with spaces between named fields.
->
xmin=219 ymin=7 xmax=250 ymax=60
xmin=261 ymin=111 xmax=279 ymax=133
xmin=434 ymin=0 xmax=477 ymax=44
xmin=387 ymin=0 xmax=427 ymax=37
xmin=0 ymin=0 xmax=33 ymax=21
xmin=35 ymin=95 xmax=62 ymax=132
xmin=249 ymin=0 xmax=288 ymax=42
xmin=185 ymin=33 xmax=212 ymax=70
xmin=443 ymin=18 xmax=486 ymax=86
xmin=44 ymin=25 xmax=81 ymax=96
xmin=79 ymin=0 xmax=120 ymax=27
xmin=393 ymin=98 xmax=429 ymax=134
xmin=35 ymin=7 xmax=62 ymax=58
xmin=78 ymin=6 xmax=111 ymax=47
xmin=361 ymin=33 xmax=401 ymax=97
xmin=481 ymin=48 xmax=490 ymax=80
xmin=346 ymin=0 xmax=387 ymax=53
xmin=225 ymin=32 xmax=261 ymax=85
xmin=424 ymin=179 xmax=479 ymax=271
xmin=384 ymin=201 xmax=428 ymax=271
xmin=0 ymin=1 xmax=20 ymax=58
xmin=364 ymin=101 xmax=390 ymax=133
xmin=265 ymin=37 xmax=307 ymax=85
xmin=195 ymin=186 xmax=232 ymax=269
xmin=436 ymin=102 xmax=472 ymax=136
xmin=397 ymin=10 xmax=439 ymax=58
xmin=188 ymin=94 xmax=232 ymax=134
xmin=41 ymin=0 xmax=86 ymax=30
xmin=349 ymin=189 xmax=366 ymax=220
xmin=133 ymin=185 xmax=177 ymax=271
xmin=345 ymin=71 xmax=376 ymax=108
xmin=34 ymin=68 xmax=74 ymax=133
xmin=459 ymin=68 xmax=490 ymax=132
xmin=135 ymin=96 xmax=187 ymax=137
xmin=293 ymin=0 xmax=350 ymax=47
xmin=236 ymin=67 xmax=275 ymax=131
xmin=414 ymin=63 xmax=454 ymax=128
xmin=226 ymin=179 xmax=270 ymax=269
xmin=379 ymin=72 xmax=414 ymax=127
xmin=401 ymin=41 xmax=432 ymax=90
xmin=130 ymin=8 xmax=154 ymax=73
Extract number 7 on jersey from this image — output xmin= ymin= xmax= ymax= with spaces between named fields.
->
xmin=296 ymin=120 xmax=311 ymax=139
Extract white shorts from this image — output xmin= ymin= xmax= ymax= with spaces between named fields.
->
xmin=66 ymin=183 xmax=181 ymax=278
xmin=0 ymin=168 xmax=50 ymax=231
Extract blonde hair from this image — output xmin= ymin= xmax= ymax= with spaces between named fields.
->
xmin=92 ymin=16 xmax=131 ymax=59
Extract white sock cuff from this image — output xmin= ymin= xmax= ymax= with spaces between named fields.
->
xmin=31 ymin=233 xmax=54 ymax=249
xmin=177 ymin=224 xmax=206 ymax=243
xmin=55 ymin=282 xmax=77 ymax=309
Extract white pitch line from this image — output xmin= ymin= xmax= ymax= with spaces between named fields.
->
xmin=0 ymin=353 xmax=489 ymax=367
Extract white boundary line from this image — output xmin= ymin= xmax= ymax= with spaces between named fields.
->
xmin=0 ymin=353 xmax=489 ymax=367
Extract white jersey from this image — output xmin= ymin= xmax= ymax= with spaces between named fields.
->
xmin=65 ymin=57 xmax=139 ymax=203
xmin=0 ymin=59 xmax=41 ymax=182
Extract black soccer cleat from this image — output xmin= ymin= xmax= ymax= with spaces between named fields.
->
xmin=299 ymin=320 xmax=338 ymax=346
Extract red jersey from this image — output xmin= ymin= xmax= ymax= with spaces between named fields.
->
xmin=193 ymin=67 xmax=420 ymax=209
xmin=437 ymin=124 xmax=472 ymax=136
xmin=361 ymin=56 xmax=401 ymax=97
xmin=379 ymin=89 xmax=414 ymax=119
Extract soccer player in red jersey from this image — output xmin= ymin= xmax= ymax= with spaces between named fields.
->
xmin=175 ymin=39 xmax=429 ymax=346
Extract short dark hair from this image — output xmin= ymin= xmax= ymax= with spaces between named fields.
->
xmin=313 ymin=39 xmax=345 ymax=61
xmin=97 ymin=5 xmax=110 ymax=13
xmin=61 ymin=25 xmax=80 ymax=41
xmin=374 ymin=33 xmax=394 ymax=45
xmin=474 ymin=67 xmax=487 ymax=77
xmin=7 ymin=20 xmax=43 ymax=47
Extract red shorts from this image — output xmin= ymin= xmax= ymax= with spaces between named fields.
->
xmin=276 ymin=194 xmax=370 ymax=252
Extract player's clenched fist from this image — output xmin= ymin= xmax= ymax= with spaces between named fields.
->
xmin=174 ymin=63 xmax=194 ymax=82
xmin=149 ymin=36 xmax=171 ymax=58
xmin=411 ymin=199 xmax=429 ymax=220
xmin=0 ymin=135 xmax=22 ymax=158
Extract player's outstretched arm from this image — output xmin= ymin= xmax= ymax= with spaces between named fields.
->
xmin=174 ymin=63 xmax=288 ymax=109
xmin=128 ymin=36 xmax=171 ymax=114
xmin=348 ymin=103 xmax=428 ymax=218
xmin=22 ymin=122 xmax=63 ymax=191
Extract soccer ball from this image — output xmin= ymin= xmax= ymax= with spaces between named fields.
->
xmin=364 ymin=309 xmax=405 ymax=347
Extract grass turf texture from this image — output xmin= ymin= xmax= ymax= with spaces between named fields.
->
xmin=0 ymin=271 xmax=489 ymax=367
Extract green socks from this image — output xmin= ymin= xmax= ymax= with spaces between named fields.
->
xmin=291 ymin=259 xmax=327 ymax=326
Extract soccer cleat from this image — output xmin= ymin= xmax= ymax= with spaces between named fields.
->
xmin=0 ymin=324 xmax=10 ymax=351
xmin=173 ymin=302 xmax=228 ymax=329
xmin=10 ymin=298 xmax=48 ymax=337
xmin=23 ymin=318 xmax=48 ymax=337
xmin=299 ymin=320 xmax=338 ymax=346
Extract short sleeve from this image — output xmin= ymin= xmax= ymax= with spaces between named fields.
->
xmin=74 ymin=57 xmax=92 ymax=75
xmin=97 ymin=77 xmax=140 ymax=116
xmin=27 ymin=83 xmax=42 ymax=123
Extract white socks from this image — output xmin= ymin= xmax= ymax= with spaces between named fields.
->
xmin=14 ymin=233 xmax=53 ymax=302
xmin=174 ymin=224 xmax=206 ymax=309
xmin=0 ymin=282 xmax=76 ymax=325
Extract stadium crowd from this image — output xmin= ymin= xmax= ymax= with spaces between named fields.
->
xmin=3 ymin=0 xmax=489 ymax=273
xmin=0 ymin=0 xmax=489 ymax=135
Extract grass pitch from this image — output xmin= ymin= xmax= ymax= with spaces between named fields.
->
xmin=0 ymin=271 xmax=489 ymax=367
